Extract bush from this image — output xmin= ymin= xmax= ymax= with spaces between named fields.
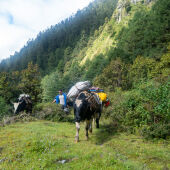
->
xmin=0 ymin=97 xmax=10 ymax=120
xmin=83 ymin=54 xmax=109 ymax=82
xmin=33 ymin=103 xmax=71 ymax=122
xmin=104 ymin=80 xmax=170 ymax=139
xmin=140 ymin=123 xmax=170 ymax=139
xmin=2 ymin=113 xmax=36 ymax=126
xmin=94 ymin=58 xmax=129 ymax=91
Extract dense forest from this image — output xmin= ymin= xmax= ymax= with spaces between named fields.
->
xmin=0 ymin=0 xmax=169 ymax=139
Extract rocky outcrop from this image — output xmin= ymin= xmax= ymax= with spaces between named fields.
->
xmin=131 ymin=0 xmax=154 ymax=4
xmin=117 ymin=1 xmax=124 ymax=22
xmin=131 ymin=0 xmax=141 ymax=4
xmin=115 ymin=0 xmax=154 ymax=22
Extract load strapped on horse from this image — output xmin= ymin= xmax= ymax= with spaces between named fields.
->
xmin=67 ymin=81 xmax=92 ymax=102
xmin=67 ymin=81 xmax=109 ymax=107
xmin=89 ymin=87 xmax=110 ymax=107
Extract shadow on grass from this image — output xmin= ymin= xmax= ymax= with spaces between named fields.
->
xmin=94 ymin=123 xmax=118 ymax=145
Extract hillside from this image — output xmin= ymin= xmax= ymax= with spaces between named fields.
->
xmin=0 ymin=0 xmax=169 ymax=75
xmin=0 ymin=0 xmax=118 ymax=73
xmin=40 ymin=0 xmax=170 ymax=99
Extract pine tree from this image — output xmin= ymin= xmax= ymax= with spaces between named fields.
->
xmin=18 ymin=62 xmax=42 ymax=104
xmin=0 ymin=72 xmax=12 ymax=103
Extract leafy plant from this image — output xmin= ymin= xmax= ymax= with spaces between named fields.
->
xmin=0 ymin=97 xmax=10 ymax=120
xmin=33 ymin=103 xmax=71 ymax=122
xmin=104 ymin=81 xmax=170 ymax=139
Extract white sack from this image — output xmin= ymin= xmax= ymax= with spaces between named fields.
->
xmin=67 ymin=81 xmax=91 ymax=100
xmin=18 ymin=94 xmax=30 ymax=100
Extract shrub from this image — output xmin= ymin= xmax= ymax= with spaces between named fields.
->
xmin=94 ymin=58 xmax=129 ymax=91
xmin=33 ymin=103 xmax=71 ymax=122
xmin=129 ymin=56 xmax=156 ymax=85
xmin=0 ymin=97 xmax=10 ymax=120
xmin=2 ymin=113 xmax=36 ymax=126
xmin=83 ymin=54 xmax=109 ymax=82
xmin=105 ymin=80 xmax=170 ymax=139
xmin=140 ymin=123 xmax=170 ymax=139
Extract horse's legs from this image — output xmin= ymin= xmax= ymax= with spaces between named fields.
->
xmin=96 ymin=112 xmax=101 ymax=128
xmin=96 ymin=118 xmax=99 ymax=128
xmin=96 ymin=103 xmax=102 ymax=128
xmin=85 ymin=120 xmax=90 ymax=140
xmin=75 ymin=122 xmax=80 ymax=142
xmin=89 ymin=119 xmax=93 ymax=133
xmin=93 ymin=118 xmax=95 ymax=127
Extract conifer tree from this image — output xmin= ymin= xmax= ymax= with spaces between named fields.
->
xmin=18 ymin=62 xmax=42 ymax=104
xmin=0 ymin=72 xmax=12 ymax=103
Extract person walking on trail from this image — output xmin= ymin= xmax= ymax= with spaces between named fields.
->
xmin=52 ymin=90 xmax=67 ymax=110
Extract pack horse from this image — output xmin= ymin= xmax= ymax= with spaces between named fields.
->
xmin=67 ymin=81 xmax=110 ymax=142
xmin=13 ymin=94 xmax=32 ymax=114
xmin=73 ymin=91 xmax=102 ymax=142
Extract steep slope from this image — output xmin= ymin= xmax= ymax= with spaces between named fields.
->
xmin=0 ymin=0 xmax=118 ymax=73
xmin=41 ymin=0 xmax=170 ymax=99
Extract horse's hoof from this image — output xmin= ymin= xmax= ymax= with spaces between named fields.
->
xmin=89 ymin=129 xmax=92 ymax=133
xmin=75 ymin=136 xmax=79 ymax=143
xmin=86 ymin=136 xmax=89 ymax=141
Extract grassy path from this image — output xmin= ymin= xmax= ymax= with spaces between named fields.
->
xmin=0 ymin=121 xmax=169 ymax=170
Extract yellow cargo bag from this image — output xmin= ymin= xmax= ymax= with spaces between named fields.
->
xmin=98 ymin=92 xmax=107 ymax=102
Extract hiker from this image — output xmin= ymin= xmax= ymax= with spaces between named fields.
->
xmin=52 ymin=90 xmax=68 ymax=112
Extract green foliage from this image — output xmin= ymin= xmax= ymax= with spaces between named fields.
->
xmin=0 ymin=0 xmax=118 ymax=74
xmin=0 ymin=72 xmax=13 ymax=103
xmin=83 ymin=54 xmax=109 ymax=81
xmin=141 ymin=123 xmax=170 ymax=139
xmin=65 ymin=60 xmax=84 ymax=83
xmin=0 ymin=97 xmax=10 ymax=120
xmin=116 ymin=0 xmax=170 ymax=62
xmin=104 ymin=81 xmax=170 ymax=139
xmin=0 ymin=62 xmax=42 ymax=107
xmin=41 ymin=72 xmax=60 ymax=102
xmin=125 ymin=0 xmax=131 ymax=13
xmin=150 ymin=49 xmax=170 ymax=82
xmin=129 ymin=56 xmax=156 ymax=85
xmin=28 ymin=135 xmax=58 ymax=154
xmin=18 ymin=62 xmax=42 ymax=104
xmin=94 ymin=58 xmax=129 ymax=91
xmin=33 ymin=103 xmax=70 ymax=122
xmin=47 ymin=52 xmax=57 ymax=72
xmin=41 ymin=71 xmax=70 ymax=102
xmin=0 ymin=71 xmax=24 ymax=103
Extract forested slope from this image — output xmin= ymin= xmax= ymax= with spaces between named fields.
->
xmin=0 ymin=0 xmax=118 ymax=73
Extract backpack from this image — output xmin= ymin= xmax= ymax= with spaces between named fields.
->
xmin=97 ymin=92 xmax=107 ymax=102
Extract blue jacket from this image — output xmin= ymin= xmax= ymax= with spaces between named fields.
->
xmin=55 ymin=93 xmax=67 ymax=107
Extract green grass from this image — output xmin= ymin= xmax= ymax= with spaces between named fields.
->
xmin=0 ymin=120 xmax=169 ymax=170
